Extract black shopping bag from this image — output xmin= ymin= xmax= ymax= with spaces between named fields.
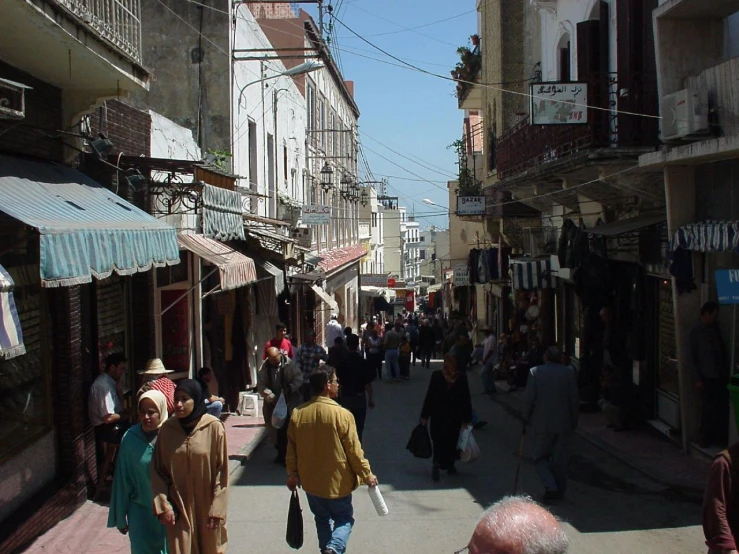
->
xmin=286 ymin=490 xmax=304 ymax=549
xmin=406 ymin=423 xmax=432 ymax=459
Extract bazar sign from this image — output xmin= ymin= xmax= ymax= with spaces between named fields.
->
xmin=362 ymin=274 xmax=390 ymax=287
xmin=716 ymin=270 xmax=739 ymax=304
xmin=301 ymin=204 xmax=330 ymax=225
xmin=453 ymin=266 xmax=470 ymax=286
xmin=457 ymin=196 xmax=485 ymax=216
xmin=530 ymin=82 xmax=588 ymax=125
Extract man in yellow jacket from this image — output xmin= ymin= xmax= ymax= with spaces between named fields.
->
xmin=287 ymin=365 xmax=378 ymax=554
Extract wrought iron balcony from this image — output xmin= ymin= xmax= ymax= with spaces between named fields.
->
xmin=56 ymin=0 xmax=142 ymax=63
xmin=495 ymin=72 xmax=659 ymax=181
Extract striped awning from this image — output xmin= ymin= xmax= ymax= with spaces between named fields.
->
xmin=0 ymin=155 xmax=180 ymax=287
xmin=0 ymin=265 xmax=25 ymax=360
xmin=310 ymin=284 xmax=340 ymax=314
xmin=512 ymin=259 xmax=557 ymax=290
xmin=254 ymin=257 xmax=286 ymax=296
xmin=202 ymin=184 xmax=245 ymax=241
xmin=177 ymin=234 xmax=257 ymax=291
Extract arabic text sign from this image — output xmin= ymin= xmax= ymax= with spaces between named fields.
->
xmin=301 ymin=204 xmax=330 ymax=225
xmin=457 ymin=196 xmax=485 ymax=216
xmin=531 ymin=82 xmax=588 ymax=125
xmin=716 ymin=270 xmax=739 ymax=305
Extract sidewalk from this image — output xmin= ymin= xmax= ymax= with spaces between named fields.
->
xmin=21 ymin=414 xmax=266 ymax=554
xmin=492 ymin=379 xmax=710 ymax=493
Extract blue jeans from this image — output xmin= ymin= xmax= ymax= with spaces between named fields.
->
xmin=205 ymin=400 xmax=223 ymax=418
xmin=306 ymin=493 xmax=354 ymax=554
xmin=385 ymin=348 xmax=400 ymax=379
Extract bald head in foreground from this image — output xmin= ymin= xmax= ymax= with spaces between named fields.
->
xmin=464 ymin=496 xmax=569 ymax=554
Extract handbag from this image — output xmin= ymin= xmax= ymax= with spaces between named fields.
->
xmin=406 ymin=423 xmax=432 ymax=459
xmin=272 ymin=392 xmax=288 ymax=429
xmin=286 ymin=490 xmax=304 ymax=549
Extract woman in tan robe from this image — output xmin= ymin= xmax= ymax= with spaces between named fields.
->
xmin=151 ymin=379 xmax=229 ymax=554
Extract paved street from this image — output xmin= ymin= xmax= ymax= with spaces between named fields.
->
xmin=228 ymin=360 xmax=705 ymax=553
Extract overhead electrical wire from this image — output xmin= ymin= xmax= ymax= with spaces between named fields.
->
xmin=336 ymin=8 xmax=476 ymax=39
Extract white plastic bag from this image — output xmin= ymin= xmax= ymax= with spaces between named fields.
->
xmin=457 ymin=426 xmax=481 ymax=463
xmin=271 ymin=392 xmax=288 ymax=429
xmin=368 ymin=485 xmax=389 ymax=516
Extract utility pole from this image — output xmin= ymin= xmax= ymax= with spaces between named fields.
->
xmin=318 ymin=0 xmax=324 ymax=37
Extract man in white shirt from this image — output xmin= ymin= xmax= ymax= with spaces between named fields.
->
xmin=88 ymin=353 xmax=131 ymax=443
xmin=481 ymin=328 xmax=497 ymax=395
xmin=325 ymin=313 xmax=344 ymax=350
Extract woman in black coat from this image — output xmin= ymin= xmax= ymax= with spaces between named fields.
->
xmin=420 ymin=354 xmax=473 ymax=481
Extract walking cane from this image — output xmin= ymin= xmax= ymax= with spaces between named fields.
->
xmin=512 ymin=423 xmax=526 ymax=494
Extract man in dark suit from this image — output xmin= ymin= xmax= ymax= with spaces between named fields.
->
xmin=523 ymin=345 xmax=579 ymax=504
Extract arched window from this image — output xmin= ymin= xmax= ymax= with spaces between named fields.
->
xmin=558 ymin=33 xmax=572 ymax=82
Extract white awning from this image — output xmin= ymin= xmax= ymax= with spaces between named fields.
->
xmin=310 ymin=284 xmax=340 ymax=314
xmin=177 ymin=234 xmax=257 ymax=291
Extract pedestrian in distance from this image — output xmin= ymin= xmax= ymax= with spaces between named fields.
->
xmin=383 ymin=320 xmax=402 ymax=382
xmin=197 ymin=367 xmax=226 ymax=419
xmin=365 ymin=325 xmax=384 ymax=381
xmin=690 ymin=301 xmax=730 ymax=448
xmin=287 ymin=365 xmax=379 ymax=554
xmin=137 ymin=358 xmax=176 ymax=416
xmin=399 ymin=336 xmax=412 ymax=380
xmin=407 ymin=318 xmax=420 ymax=366
xmin=523 ymin=345 xmax=579 ymax=504
xmin=295 ymin=329 xmax=328 ymax=402
xmin=263 ymin=322 xmax=294 ymax=360
xmin=152 ymin=380 xmax=229 ymax=554
xmin=419 ymin=318 xmax=435 ymax=368
xmin=337 ymin=333 xmax=376 ymax=441
xmin=326 ymin=313 xmax=344 ymax=350
xmin=258 ymin=347 xmax=303 ymax=464
xmin=108 ymin=390 xmax=169 ymax=554
xmin=420 ymin=354 xmax=473 ymax=482
xmin=702 ymin=441 xmax=739 ymax=554
xmin=458 ymin=495 xmax=569 ymax=554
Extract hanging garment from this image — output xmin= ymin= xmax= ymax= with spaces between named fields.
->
xmin=668 ymin=247 xmax=697 ymax=295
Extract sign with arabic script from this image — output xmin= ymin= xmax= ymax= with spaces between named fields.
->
xmin=530 ymin=82 xmax=588 ymax=125
xmin=301 ymin=204 xmax=330 ymax=225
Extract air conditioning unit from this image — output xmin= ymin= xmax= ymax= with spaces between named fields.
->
xmin=660 ymin=88 xmax=709 ymax=141
xmin=0 ymin=78 xmax=32 ymax=120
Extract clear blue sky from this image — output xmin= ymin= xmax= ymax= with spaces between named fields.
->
xmin=305 ymin=0 xmax=477 ymax=229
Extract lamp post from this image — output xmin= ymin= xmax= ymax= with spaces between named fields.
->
xmin=320 ymin=162 xmax=334 ymax=192
xmin=237 ymin=60 xmax=323 ymax=111
xmin=422 ymin=198 xmax=446 ymax=209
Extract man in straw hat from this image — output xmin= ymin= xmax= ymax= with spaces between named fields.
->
xmin=137 ymin=358 xmax=176 ymax=415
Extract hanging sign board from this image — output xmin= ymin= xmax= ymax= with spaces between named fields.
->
xmin=363 ymin=274 xmax=391 ymax=287
xmin=301 ymin=204 xmax=330 ymax=225
xmin=716 ymin=270 xmax=739 ymax=304
xmin=457 ymin=196 xmax=486 ymax=216
xmin=453 ymin=266 xmax=470 ymax=286
xmin=530 ymin=82 xmax=588 ymax=125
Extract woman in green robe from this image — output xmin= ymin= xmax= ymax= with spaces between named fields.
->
xmin=108 ymin=390 xmax=169 ymax=554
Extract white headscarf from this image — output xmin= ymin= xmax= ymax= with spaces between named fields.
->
xmin=138 ymin=389 xmax=169 ymax=428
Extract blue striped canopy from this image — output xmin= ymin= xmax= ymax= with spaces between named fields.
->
xmin=0 ymin=264 xmax=25 ymax=359
xmin=512 ymin=258 xmax=557 ymax=291
xmin=0 ymin=155 xmax=180 ymax=287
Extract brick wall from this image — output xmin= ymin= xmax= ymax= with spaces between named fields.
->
xmin=87 ymin=99 xmax=151 ymax=157
xmin=0 ymin=60 xmax=63 ymax=162
xmin=0 ymin=287 xmax=93 ymax=553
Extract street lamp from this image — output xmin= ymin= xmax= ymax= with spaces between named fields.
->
xmin=320 ymin=162 xmax=334 ymax=192
xmin=360 ymin=190 xmax=369 ymax=207
xmin=340 ymin=173 xmax=352 ymax=200
xmin=237 ymin=60 xmax=324 ymax=110
xmin=422 ymin=198 xmax=445 ymax=209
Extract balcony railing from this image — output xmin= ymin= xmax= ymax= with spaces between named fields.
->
xmin=496 ymin=72 xmax=659 ymax=180
xmin=56 ymin=0 xmax=142 ymax=63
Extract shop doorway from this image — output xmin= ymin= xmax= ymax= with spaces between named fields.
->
xmin=652 ymin=278 xmax=680 ymax=430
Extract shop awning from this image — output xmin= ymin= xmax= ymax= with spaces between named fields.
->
xmin=177 ymin=234 xmax=257 ymax=291
xmin=0 ymin=155 xmax=180 ymax=287
xmin=254 ymin=258 xmax=286 ymax=296
xmin=310 ymin=284 xmax=340 ymax=313
xmin=427 ymin=284 xmax=442 ymax=294
xmin=360 ymin=285 xmax=387 ymax=295
xmin=373 ymin=296 xmax=392 ymax=312
xmin=0 ymin=265 xmax=25 ymax=360
xmin=304 ymin=253 xmax=324 ymax=266
xmin=202 ymin=184 xmax=245 ymax=241
xmin=512 ymin=258 xmax=557 ymax=290
xmin=588 ymin=213 xmax=666 ymax=237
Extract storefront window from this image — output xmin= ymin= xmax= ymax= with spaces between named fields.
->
xmin=0 ymin=268 xmax=51 ymax=461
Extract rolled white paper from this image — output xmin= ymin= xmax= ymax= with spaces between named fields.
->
xmin=368 ymin=485 xmax=389 ymax=516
